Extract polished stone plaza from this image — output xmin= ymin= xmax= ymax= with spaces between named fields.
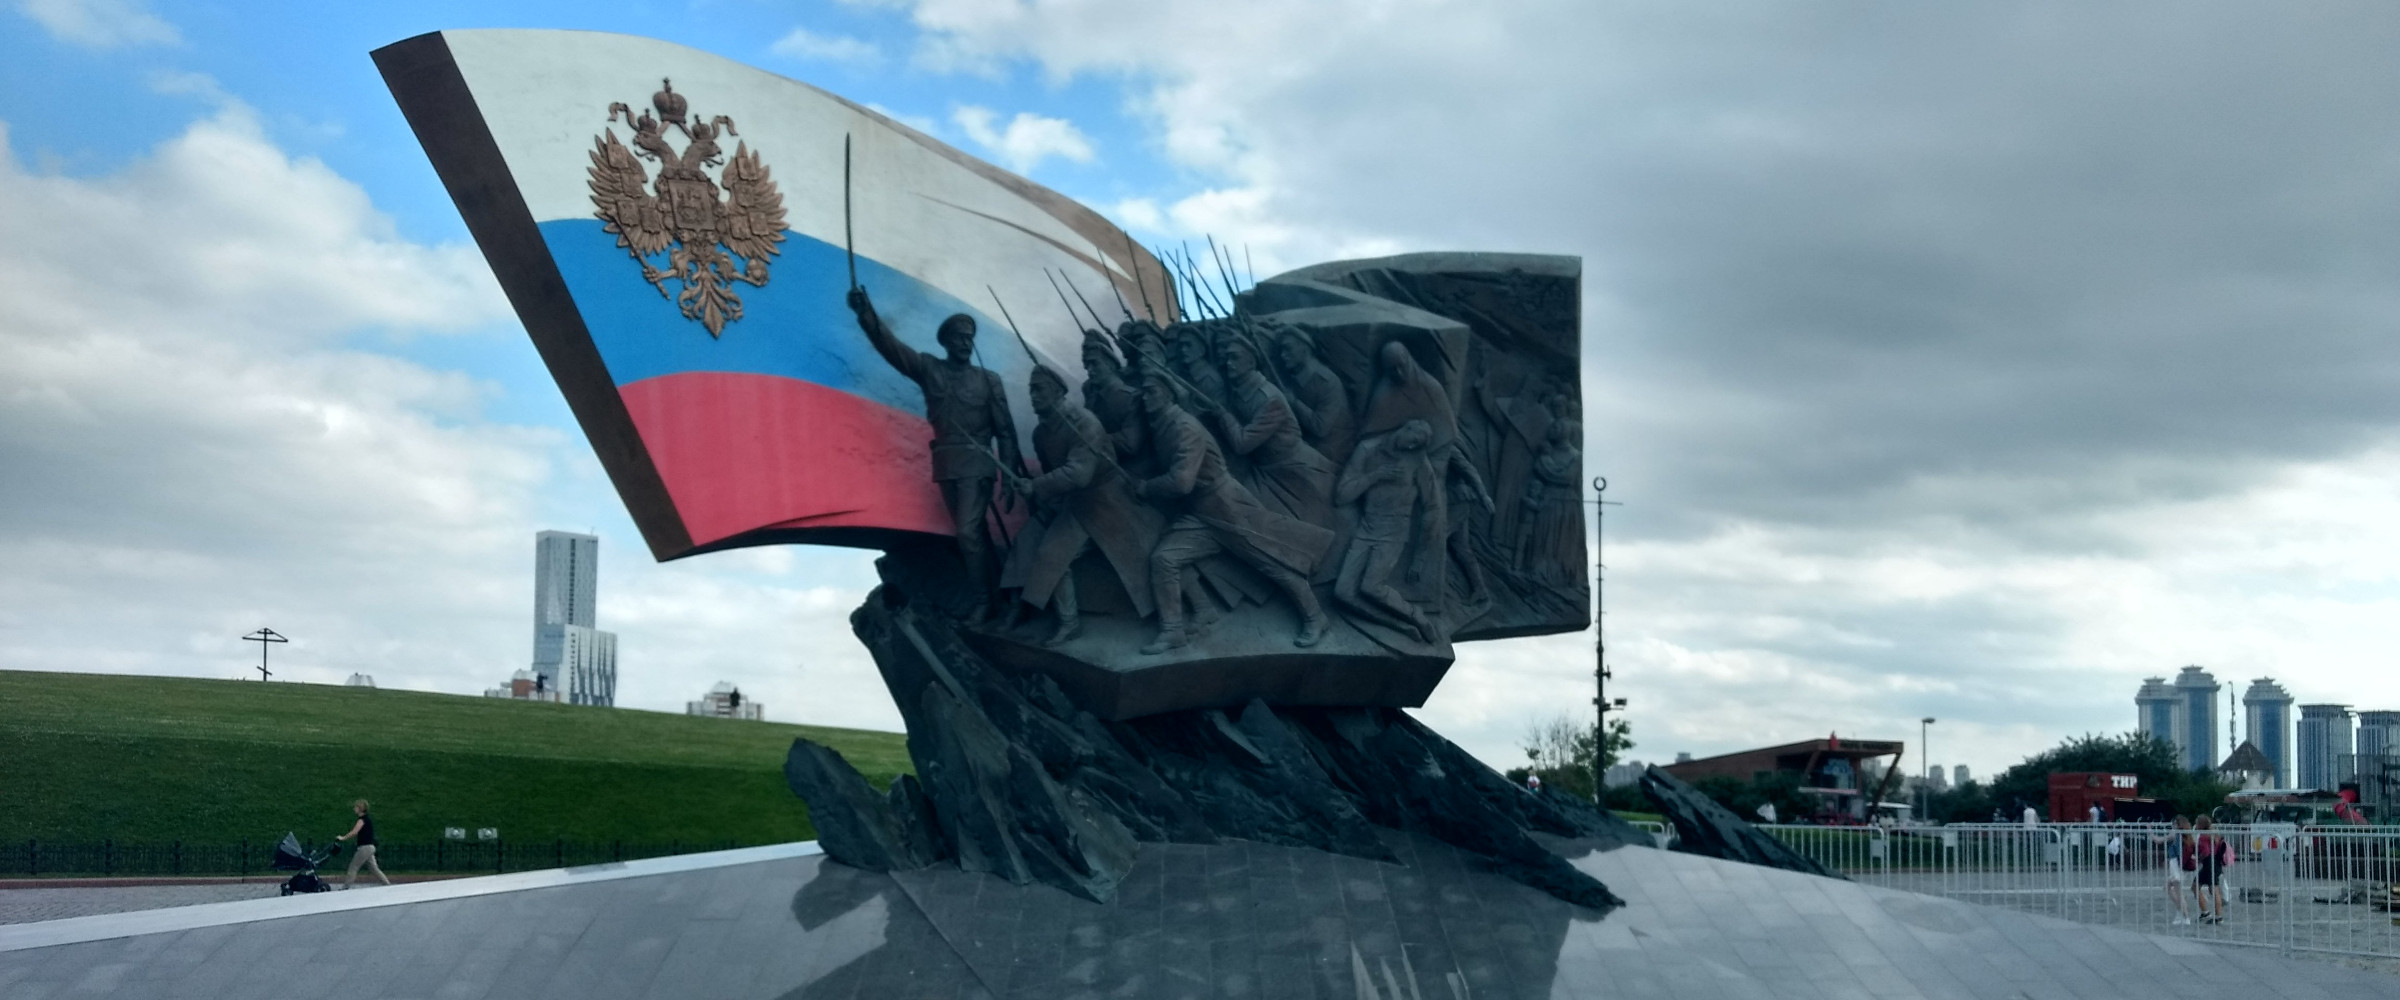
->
xmin=2 ymin=836 xmax=2393 ymax=999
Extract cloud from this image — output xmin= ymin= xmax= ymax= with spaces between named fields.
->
xmin=881 ymin=2 xmax=2400 ymax=774
xmin=0 ymin=107 xmax=913 ymax=734
xmin=770 ymin=26 xmax=881 ymax=66
xmin=950 ymin=105 xmax=1095 ymax=174
xmin=15 ymin=0 xmax=178 ymax=48
xmin=0 ymin=109 xmax=527 ymax=686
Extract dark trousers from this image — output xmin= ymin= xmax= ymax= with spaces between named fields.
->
xmin=941 ymin=476 xmax=1000 ymax=596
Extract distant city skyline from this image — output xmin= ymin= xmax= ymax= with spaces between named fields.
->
xmin=2134 ymin=669 xmax=2395 ymax=791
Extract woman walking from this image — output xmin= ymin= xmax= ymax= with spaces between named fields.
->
xmin=2192 ymin=816 xmax=2228 ymax=923
xmin=2163 ymin=816 xmax=2195 ymax=925
xmin=336 ymin=798 xmax=390 ymax=888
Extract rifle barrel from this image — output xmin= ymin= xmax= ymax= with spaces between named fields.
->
xmin=986 ymin=285 xmax=1039 ymax=365
xmin=1125 ymin=231 xmax=1158 ymax=323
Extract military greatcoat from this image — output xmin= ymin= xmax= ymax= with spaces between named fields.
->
xmin=1001 ymin=403 xmax=1162 ymax=615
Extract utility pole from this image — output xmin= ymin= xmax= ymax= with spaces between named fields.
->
xmin=1591 ymin=476 xmax=1624 ymax=804
xmin=242 ymin=627 xmax=288 ymax=681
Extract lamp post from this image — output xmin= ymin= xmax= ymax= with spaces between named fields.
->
xmin=1590 ymin=476 xmax=1625 ymax=804
xmin=242 ymin=627 xmax=288 ymax=681
xmin=1919 ymin=716 xmax=1938 ymax=819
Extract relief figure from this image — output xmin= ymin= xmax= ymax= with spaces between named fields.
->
xmin=1133 ymin=365 xmax=1333 ymax=654
xmin=847 ymin=288 xmax=1021 ymax=617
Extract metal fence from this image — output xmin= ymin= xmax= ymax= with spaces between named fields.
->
xmin=1759 ymin=823 xmax=2400 ymax=960
xmin=0 ymin=839 xmax=745 ymax=878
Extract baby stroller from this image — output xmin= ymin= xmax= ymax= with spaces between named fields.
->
xmin=273 ymin=832 xmax=344 ymax=895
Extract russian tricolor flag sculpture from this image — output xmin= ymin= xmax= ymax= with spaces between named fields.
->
xmin=375 ymin=30 xmax=1174 ymax=560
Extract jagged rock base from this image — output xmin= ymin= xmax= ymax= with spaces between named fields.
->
xmin=782 ymin=546 xmax=1647 ymax=911
xmin=1638 ymin=765 xmax=1845 ymax=879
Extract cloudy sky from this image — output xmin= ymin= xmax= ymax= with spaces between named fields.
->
xmin=5 ymin=0 xmax=2396 ymax=778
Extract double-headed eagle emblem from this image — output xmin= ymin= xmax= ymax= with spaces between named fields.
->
xmin=588 ymin=79 xmax=789 ymax=338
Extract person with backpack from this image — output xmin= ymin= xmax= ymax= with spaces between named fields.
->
xmin=2193 ymin=816 xmax=2231 ymax=924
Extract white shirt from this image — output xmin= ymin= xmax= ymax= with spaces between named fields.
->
xmin=2023 ymin=806 xmax=2040 ymax=826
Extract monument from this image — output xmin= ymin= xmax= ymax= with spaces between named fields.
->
xmin=376 ymin=25 xmax=1692 ymax=928
xmin=12 ymin=27 xmax=2382 ymax=1000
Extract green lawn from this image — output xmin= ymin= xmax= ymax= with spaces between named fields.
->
xmin=0 ymin=669 xmax=910 ymax=868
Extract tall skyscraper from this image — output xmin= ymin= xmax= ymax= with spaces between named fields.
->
xmin=2136 ymin=676 xmax=2179 ymax=757
xmin=2243 ymin=678 xmax=2295 ymax=789
xmin=2295 ymin=704 xmax=2353 ymax=791
xmin=2138 ymin=668 xmax=2220 ymax=772
xmin=531 ymin=530 xmax=617 ymax=707
xmin=2357 ymin=710 xmax=2400 ymax=763
xmin=2170 ymin=667 xmax=2219 ymax=772
xmin=1953 ymin=764 xmax=1970 ymax=789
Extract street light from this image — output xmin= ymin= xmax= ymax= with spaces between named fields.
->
xmin=1589 ymin=476 xmax=1624 ymax=805
xmin=1920 ymin=717 xmax=1937 ymax=811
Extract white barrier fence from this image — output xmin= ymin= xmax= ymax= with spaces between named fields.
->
xmin=1756 ymin=823 xmax=2400 ymax=959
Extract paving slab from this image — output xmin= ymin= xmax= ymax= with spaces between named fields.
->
xmin=0 ymin=836 xmax=2393 ymax=999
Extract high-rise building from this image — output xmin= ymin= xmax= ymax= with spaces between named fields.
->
xmin=1953 ymin=764 xmax=1970 ymax=788
xmin=534 ymin=530 xmax=598 ymax=656
xmin=2136 ymin=676 xmax=2179 ymax=757
xmin=530 ymin=530 xmax=617 ymax=707
xmin=2138 ymin=668 xmax=2219 ymax=772
xmin=2171 ymin=667 xmax=2219 ymax=772
xmin=2357 ymin=710 xmax=2399 ymax=763
xmin=2296 ymin=704 xmax=2354 ymax=791
xmin=2243 ymin=678 xmax=2295 ymax=789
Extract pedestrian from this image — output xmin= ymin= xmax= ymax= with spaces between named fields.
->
xmin=1756 ymin=802 xmax=1778 ymax=824
xmin=2021 ymin=803 xmax=2040 ymax=827
xmin=2193 ymin=817 xmax=2229 ymax=923
xmin=2164 ymin=815 xmax=2195 ymax=925
xmin=335 ymin=798 xmax=390 ymax=888
xmin=1525 ymin=773 xmax=1542 ymax=793
xmin=2087 ymin=803 xmax=2103 ymax=824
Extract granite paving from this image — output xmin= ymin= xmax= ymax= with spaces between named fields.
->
xmin=0 ymin=885 xmax=283 ymax=925
xmin=1 ymin=834 xmax=2393 ymax=999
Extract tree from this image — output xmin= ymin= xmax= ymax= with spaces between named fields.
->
xmin=1925 ymin=779 xmax=1997 ymax=824
xmin=1503 ymin=713 xmax=1633 ymax=801
xmin=1985 ymin=732 xmax=2238 ymax=822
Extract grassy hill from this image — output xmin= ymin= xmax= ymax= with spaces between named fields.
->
xmin=0 ymin=670 xmax=910 ymax=864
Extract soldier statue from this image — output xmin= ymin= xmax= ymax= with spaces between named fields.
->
xmin=847 ymin=288 xmax=1023 ymax=618
xmin=1266 ymin=325 xmax=1358 ymax=467
xmin=1214 ymin=336 xmax=1335 ymax=525
xmin=1080 ymin=330 xmax=1147 ymax=463
xmin=998 ymin=366 xmax=1163 ymax=646
xmin=1132 ymin=363 xmax=1333 ymax=654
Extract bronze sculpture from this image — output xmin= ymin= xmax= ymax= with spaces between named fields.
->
xmin=1214 ymin=336 xmax=1335 ymax=525
xmin=1132 ymin=364 xmax=1333 ymax=653
xmin=1333 ymin=419 xmax=1441 ymax=642
xmin=847 ymin=288 xmax=1022 ymax=618
xmin=999 ymin=366 xmax=1162 ymax=646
